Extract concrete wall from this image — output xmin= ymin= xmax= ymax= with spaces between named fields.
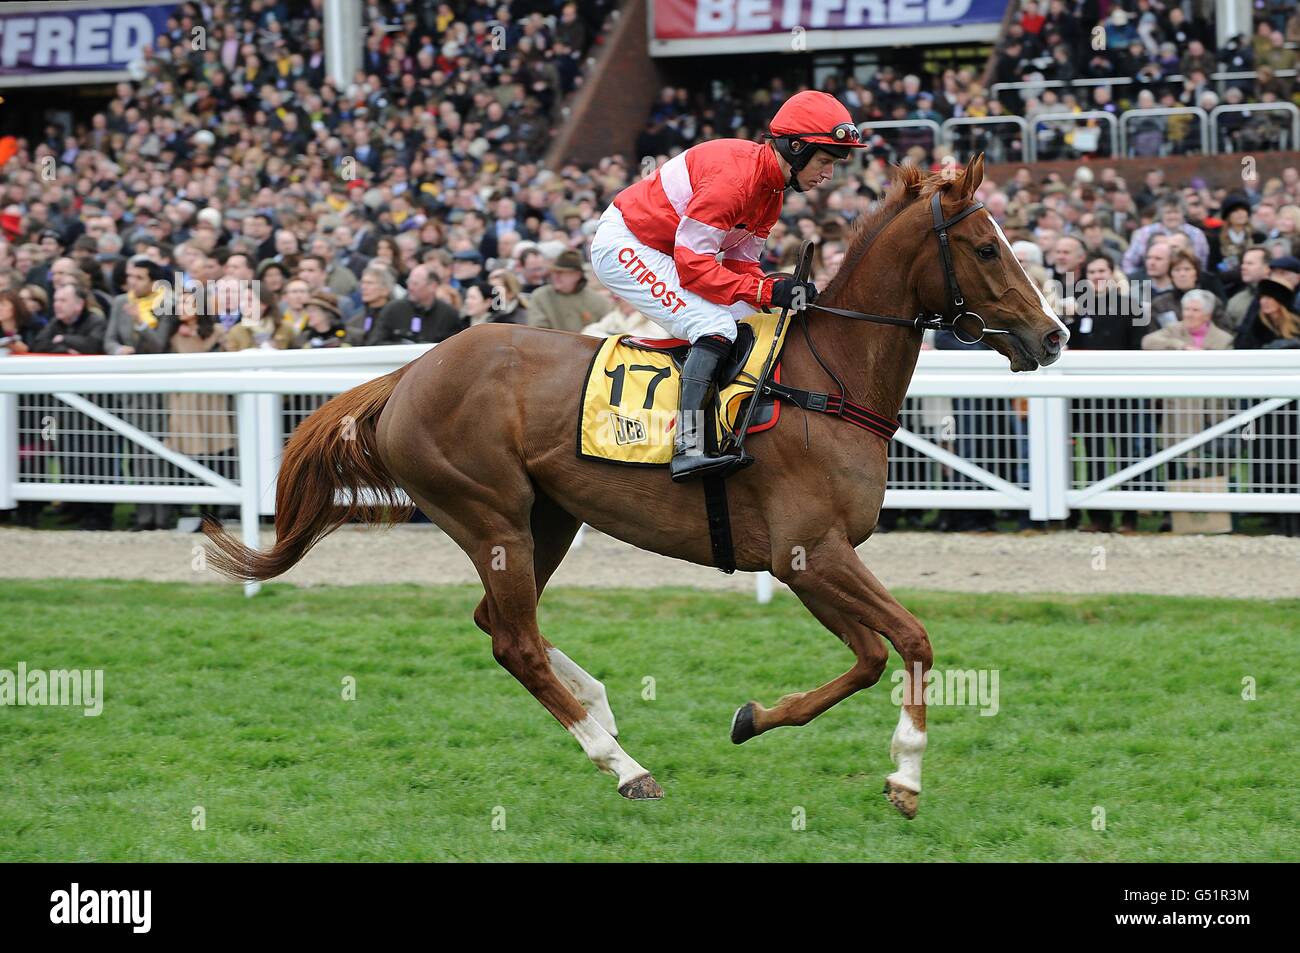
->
xmin=546 ymin=0 xmax=662 ymax=168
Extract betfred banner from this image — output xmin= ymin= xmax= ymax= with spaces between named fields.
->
xmin=649 ymin=0 xmax=1007 ymax=56
xmin=0 ymin=0 xmax=177 ymax=87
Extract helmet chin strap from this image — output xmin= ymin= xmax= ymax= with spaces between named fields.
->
xmin=772 ymin=135 xmax=813 ymax=192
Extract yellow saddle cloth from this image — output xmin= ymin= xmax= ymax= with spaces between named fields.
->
xmin=577 ymin=309 xmax=790 ymax=466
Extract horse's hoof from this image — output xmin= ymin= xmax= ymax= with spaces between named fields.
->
xmin=883 ymin=779 xmax=919 ymax=820
xmin=730 ymin=702 xmax=758 ymax=744
xmin=618 ymin=773 xmax=663 ymax=800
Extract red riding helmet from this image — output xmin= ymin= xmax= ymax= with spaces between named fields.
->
xmin=768 ymin=90 xmax=866 ymax=191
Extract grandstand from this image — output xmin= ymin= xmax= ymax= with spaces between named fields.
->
xmin=1 ymin=0 xmax=1298 ymax=536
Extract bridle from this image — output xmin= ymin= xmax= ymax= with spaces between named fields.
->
xmin=736 ymin=190 xmax=1017 ymax=456
xmin=807 ymin=192 xmax=1012 ymax=346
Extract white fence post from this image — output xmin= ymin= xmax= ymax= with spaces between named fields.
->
xmin=236 ymin=392 xmax=262 ymax=598
xmin=1027 ymin=397 xmax=1050 ymax=521
xmin=755 ymin=571 xmax=774 ymax=604
xmin=256 ymin=391 xmax=282 ymax=516
xmin=1043 ymin=396 xmax=1071 ymax=521
xmin=0 ymin=393 xmax=15 ymax=510
xmin=1028 ymin=395 xmax=1071 ymax=521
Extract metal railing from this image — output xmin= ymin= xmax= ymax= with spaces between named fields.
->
xmin=5 ymin=348 xmax=1299 ymax=545
xmin=1210 ymin=68 xmax=1297 ymax=94
xmin=856 ymin=119 xmax=942 ymax=163
xmin=1209 ymin=102 xmax=1300 ymax=153
xmin=1027 ymin=110 xmax=1119 ymax=161
xmin=941 ymin=116 xmax=1030 ymax=163
xmin=1119 ymin=107 xmax=1210 ymax=157
xmin=992 ymin=70 xmax=1299 ymax=104
xmin=991 ymin=77 xmax=1134 ymax=102
xmin=990 ymin=78 xmax=1064 ymax=101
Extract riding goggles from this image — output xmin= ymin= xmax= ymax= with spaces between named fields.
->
xmin=782 ymin=123 xmax=863 ymax=144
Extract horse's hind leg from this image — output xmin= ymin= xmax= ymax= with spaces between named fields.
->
xmin=447 ymin=478 xmax=655 ymax=798
xmin=479 ymin=545 xmax=659 ymax=797
xmin=473 ymin=491 xmax=619 ymax=737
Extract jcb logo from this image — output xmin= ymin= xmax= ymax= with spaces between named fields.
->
xmin=611 ymin=413 xmax=647 ymax=446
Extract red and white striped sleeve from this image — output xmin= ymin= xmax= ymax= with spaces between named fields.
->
xmin=672 ymin=171 xmax=772 ymax=310
xmin=720 ymin=228 xmax=769 ymax=282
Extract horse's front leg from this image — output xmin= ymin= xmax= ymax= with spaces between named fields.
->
xmin=732 ymin=537 xmax=933 ymax=819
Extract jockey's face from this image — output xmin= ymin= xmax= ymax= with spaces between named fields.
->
xmin=796 ymin=150 xmax=841 ymax=191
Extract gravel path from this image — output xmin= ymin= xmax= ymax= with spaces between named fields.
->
xmin=3 ymin=525 xmax=1298 ymax=599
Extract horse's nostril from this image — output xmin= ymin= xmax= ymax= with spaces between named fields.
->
xmin=1044 ymin=330 xmax=1062 ymax=352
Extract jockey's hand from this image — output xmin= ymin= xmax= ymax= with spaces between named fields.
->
xmin=770 ymin=278 xmax=818 ymax=311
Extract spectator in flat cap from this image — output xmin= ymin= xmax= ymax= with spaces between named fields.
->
xmin=1267 ymin=256 xmax=1300 ymax=305
xmin=293 ymin=291 xmax=356 ymax=348
xmin=449 ymin=248 xmax=484 ymax=291
xmin=527 ymin=250 xmax=610 ymax=333
xmin=1268 ymin=255 xmax=1300 ymax=284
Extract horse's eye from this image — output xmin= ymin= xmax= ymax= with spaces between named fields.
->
xmin=978 ymin=245 xmax=998 ymax=260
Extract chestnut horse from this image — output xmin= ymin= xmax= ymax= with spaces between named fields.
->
xmin=205 ymin=156 xmax=1067 ymax=819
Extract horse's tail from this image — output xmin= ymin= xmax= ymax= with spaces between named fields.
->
xmin=202 ymin=365 xmax=415 ymax=582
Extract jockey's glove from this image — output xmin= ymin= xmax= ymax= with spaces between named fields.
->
xmin=770 ymin=278 xmax=819 ymax=312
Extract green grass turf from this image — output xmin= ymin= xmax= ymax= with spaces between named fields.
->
xmin=1 ymin=580 xmax=1296 ymax=861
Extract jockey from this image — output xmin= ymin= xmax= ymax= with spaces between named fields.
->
xmin=589 ymin=90 xmax=868 ymax=481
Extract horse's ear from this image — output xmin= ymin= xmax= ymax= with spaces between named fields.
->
xmin=959 ymin=153 xmax=985 ymax=199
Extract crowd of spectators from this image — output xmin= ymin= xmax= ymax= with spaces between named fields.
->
xmin=1 ymin=1 xmax=1298 ymax=534
xmin=919 ymin=161 xmax=1300 ymax=534
xmin=642 ymin=2 xmax=1300 ymax=162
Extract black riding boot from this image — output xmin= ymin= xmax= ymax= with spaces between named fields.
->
xmin=670 ymin=336 xmax=743 ymax=482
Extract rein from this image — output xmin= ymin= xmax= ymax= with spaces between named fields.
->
xmin=760 ymin=193 xmax=1004 ymax=442
xmin=808 ymin=194 xmax=1010 ymax=346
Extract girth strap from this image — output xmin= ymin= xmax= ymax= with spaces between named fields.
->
xmin=764 ymin=380 xmax=900 ymax=441
xmin=702 ymin=474 xmax=736 ymax=574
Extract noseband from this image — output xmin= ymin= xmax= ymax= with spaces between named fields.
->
xmin=809 ymin=192 xmax=1012 ymax=346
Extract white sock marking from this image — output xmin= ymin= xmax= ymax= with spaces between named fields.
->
xmin=567 ymin=714 xmax=647 ymax=787
xmin=887 ymin=705 xmax=927 ymax=793
xmin=547 ymin=647 xmax=618 ymax=736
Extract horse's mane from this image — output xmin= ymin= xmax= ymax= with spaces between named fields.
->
xmin=822 ymin=164 xmax=963 ymax=301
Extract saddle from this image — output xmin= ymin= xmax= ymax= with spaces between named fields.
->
xmin=623 ymin=320 xmax=756 ymax=385
xmin=577 ymin=311 xmax=789 ymax=466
